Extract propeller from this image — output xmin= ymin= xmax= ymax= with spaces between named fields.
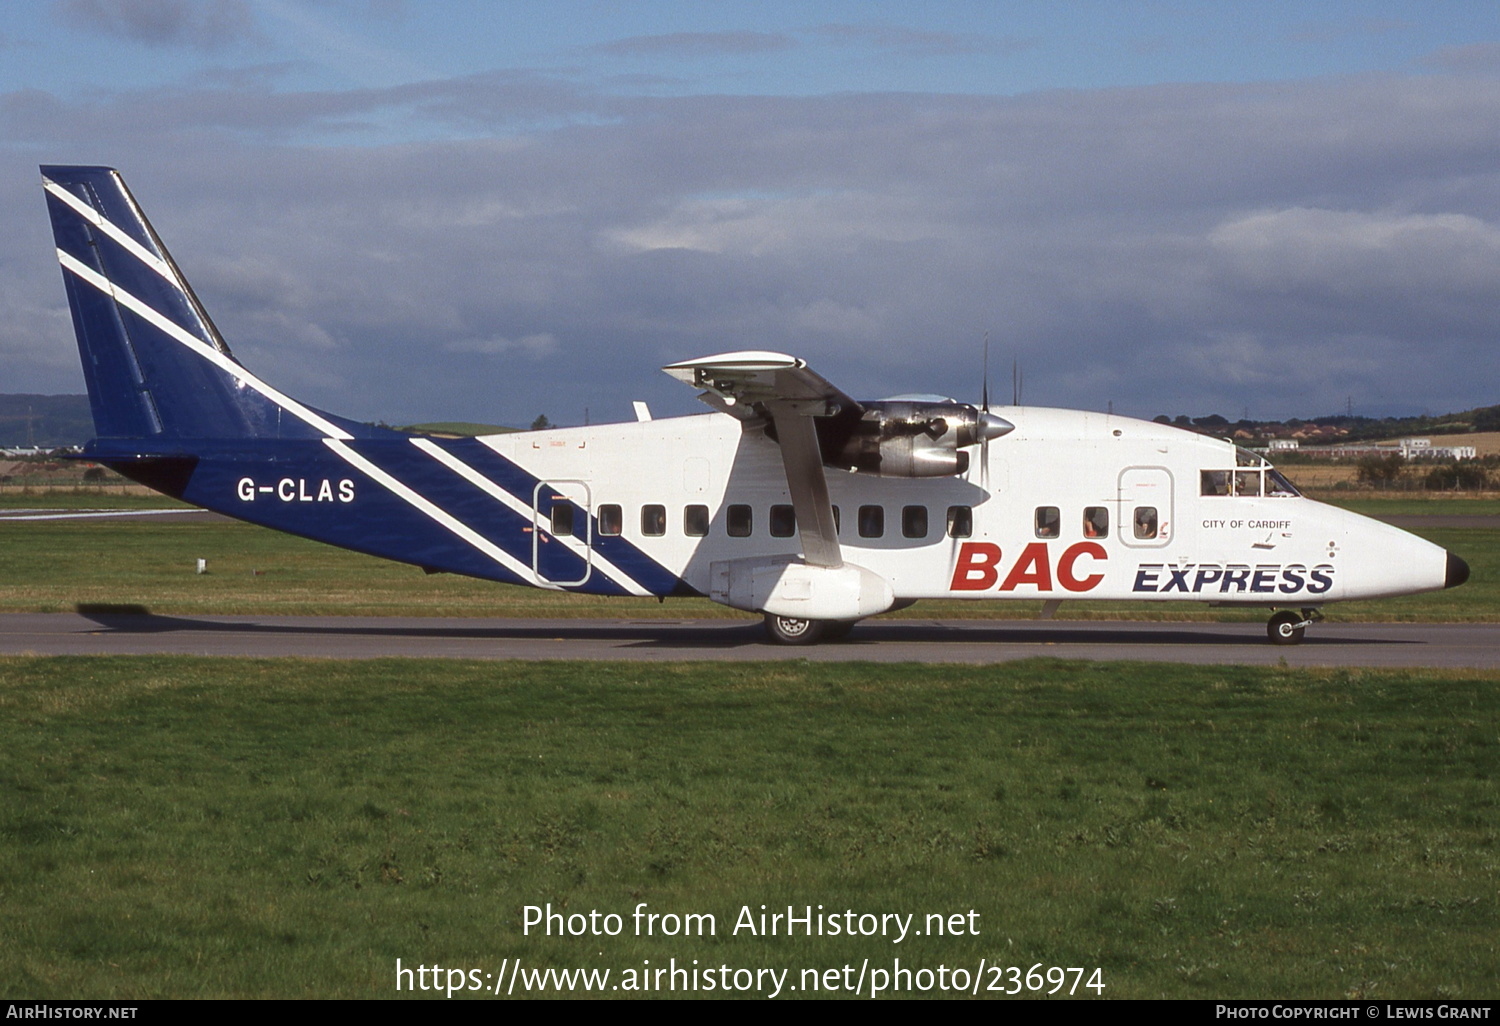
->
xmin=974 ymin=336 xmax=1013 ymax=489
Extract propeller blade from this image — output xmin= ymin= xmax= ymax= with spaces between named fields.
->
xmin=981 ymin=331 xmax=990 ymax=413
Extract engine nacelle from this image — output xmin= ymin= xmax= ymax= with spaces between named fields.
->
xmin=831 ymin=401 xmax=1011 ymax=478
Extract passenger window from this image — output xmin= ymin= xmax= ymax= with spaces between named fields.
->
xmin=597 ymin=504 xmax=622 ymax=536
xmin=727 ymin=504 xmax=752 ymax=537
xmin=858 ymin=505 xmax=884 ymax=538
xmin=683 ymin=504 xmax=709 ymax=537
xmin=641 ymin=504 xmax=666 ymax=537
xmin=902 ymin=505 xmax=928 ymax=539
xmin=1083 ymin=507 xmax=1108 ymax=539
xmin=947 ymin=505 xmax=972 ymax=539
xmin=1200 ymin=470 xmax=1231 ymax=497
xmin=1034 ymin=506 xmax=1060 ymax=539
xmin=770 ymin=504 xmax=796 ymax=538
xmin=1133 ymin=506 xmax=1158 ymax=540
xmin=550 ymin=500 xmax=575 ymax=537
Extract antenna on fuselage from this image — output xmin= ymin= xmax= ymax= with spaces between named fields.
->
xmin=980 ymin=332 xmax=992 ymax=487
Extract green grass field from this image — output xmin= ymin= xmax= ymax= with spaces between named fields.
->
xmin=1 ymin=657 xmax=1495 ymax=999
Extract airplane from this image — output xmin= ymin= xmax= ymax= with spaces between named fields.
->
xmin=38 ymin=164 xmax=1470 ymax=645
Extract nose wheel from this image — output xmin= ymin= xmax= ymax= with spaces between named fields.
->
xmin=1267 ymin=608 xmax=1321 ymax=645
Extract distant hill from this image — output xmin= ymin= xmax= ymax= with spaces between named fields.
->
xmin=399 ymin=421 xmax=521 ymax=436
xmin=0 ymin=394 xmax=93 ymax=447
xmin=1152 ymin=403 xmax=1500 ymax=445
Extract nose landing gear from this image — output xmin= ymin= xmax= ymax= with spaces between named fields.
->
xmin=1267 ymin=608 xmax=1322 ymax=645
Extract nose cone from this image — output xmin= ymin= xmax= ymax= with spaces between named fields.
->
xmin=1446 ymin=551 xmax=1471 ymax=590
xmin=979 ymin=412 xmax=1014 ymax=441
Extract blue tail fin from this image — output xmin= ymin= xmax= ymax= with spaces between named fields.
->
xmin=42 ymin=165 xmax=383 ymax=442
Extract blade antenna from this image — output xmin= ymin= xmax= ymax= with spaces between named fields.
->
xmin=980 ymin=332 xmax=991 ymax=488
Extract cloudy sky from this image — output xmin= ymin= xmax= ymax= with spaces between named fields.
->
xmin=5 ymin=1 xmax=1500 ymax=427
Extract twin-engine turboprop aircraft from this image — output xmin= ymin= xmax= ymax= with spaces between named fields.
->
xmin=40 ymin=165 xmax=1469 ymax=644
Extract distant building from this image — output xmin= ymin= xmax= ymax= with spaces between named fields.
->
xmin=1267 ymin=437 xmax=1477 ymax=461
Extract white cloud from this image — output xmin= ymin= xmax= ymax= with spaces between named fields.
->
xmin=443 ymin=333 xmax=558 ymax=358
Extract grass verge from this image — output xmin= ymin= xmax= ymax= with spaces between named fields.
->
xmin=0 ymin=657 xmax=1495 ymax=999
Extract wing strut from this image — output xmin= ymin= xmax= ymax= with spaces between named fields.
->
xmin=766 ymin=403 xmax=842 ymax=568
xmin=664 ymin=351 xmax=852 ymax=570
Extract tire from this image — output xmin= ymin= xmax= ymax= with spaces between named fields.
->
xmin=763 ymin=614 xmax=828 ymax=646
xmin=1267 ymin=610 xmax=1306 ymax=646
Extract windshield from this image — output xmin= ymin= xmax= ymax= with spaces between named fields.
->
xmin=1200 ymin=451 xmax=1301 ymax=498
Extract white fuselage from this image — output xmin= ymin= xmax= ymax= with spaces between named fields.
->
xmin=480 ymin=406 xmax=1451 ymax=607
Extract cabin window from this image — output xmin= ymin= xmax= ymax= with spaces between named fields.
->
xmin=597 ymin=504 xmax=622 ymax=536
xmin=727 ymin=504 xmax=752 ymax=537
xmin=641 ymin=504 xmax=666 ymax=537
xmin=550 ymin=500 xmax=576 ymax=537
xmin=902 ymin=505 xmax=928 ymax=539
xmin=684 ymin=504 xmax=709 ymax=537
xmin=1133 ymin=506 xmax=1158 ymax=540
xmin=858 ymin=505 xmax=884 ymax=538
xmin=1201 ymin=470 xmax=1231 ymax=497
xmin=770 ymin=504 xmax=797 ymax=538
xmin=1083 ymin=507 xmax=1109 ymax=539
xmin=1234 ymin=470 xmax=1262 ymax=497
xmin=947 ymin=505 xmax=972 ymax=538
xmin=1034 ymin=506 xmax=1060 ymax=539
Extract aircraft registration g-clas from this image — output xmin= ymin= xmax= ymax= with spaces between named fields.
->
xmin=40 ymin=165 xmax=1469 ymax=644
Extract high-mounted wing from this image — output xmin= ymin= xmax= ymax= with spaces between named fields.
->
xmin=664 ymin=351 xmax=854 ymax=568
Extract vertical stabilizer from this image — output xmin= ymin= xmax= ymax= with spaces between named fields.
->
xmin=42 ymin=165 xmax=378 ymax=442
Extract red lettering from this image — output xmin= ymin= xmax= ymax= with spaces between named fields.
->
xmin=1000 ymin=542 xmax=1053 ymax=592
xmin=1057 ymin=541 xmax=1106 ymax=592
xmin=950 ymin=542 xmax=1001 ymax=591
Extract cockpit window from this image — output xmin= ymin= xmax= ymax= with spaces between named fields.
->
xmin=1266 ymin=469 xmax=1300 ymax=497
xmin=1201 ymin=457 xmax=1301 ymax=498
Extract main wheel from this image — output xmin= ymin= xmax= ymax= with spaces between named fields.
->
xmin=763 ymin=614 xmax=828 ymax=646
xmin=1267 ymin=610 xmax=1306 ymax=646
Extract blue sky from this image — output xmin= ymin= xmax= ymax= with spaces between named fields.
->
xmin=6 ymin=1 xmax=1500 ymax=425
xmin=11 ymin=3 xmax=1500 ymax=99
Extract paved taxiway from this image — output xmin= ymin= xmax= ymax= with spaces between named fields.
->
xmin=3 ymin=612 xmax=1500 ymax=667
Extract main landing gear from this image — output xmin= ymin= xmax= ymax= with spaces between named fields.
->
xmin=762 ymin=614 xmax=854 ymax=645
xmin=1267 ymin=608 xmax=1323 ymax=646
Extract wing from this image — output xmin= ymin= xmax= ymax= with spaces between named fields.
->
xmin=663 ymin=351 xmax=856 ymax=568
